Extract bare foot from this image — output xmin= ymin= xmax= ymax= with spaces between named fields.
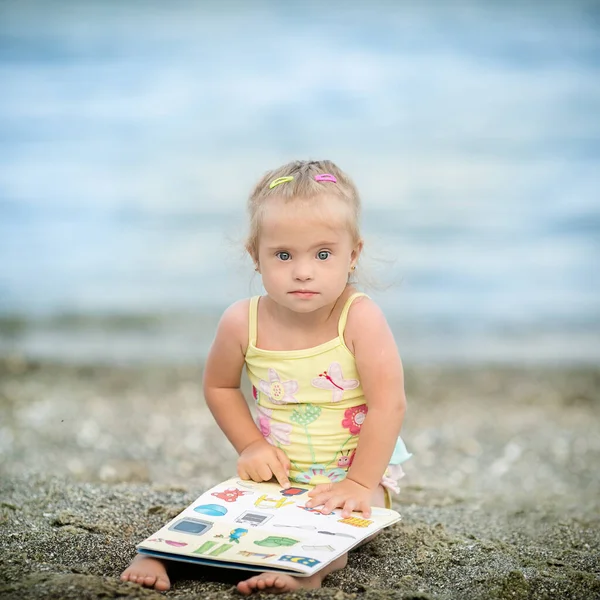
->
xmin=236 ymin=483 xmax=387 ymax=595
xmin=236 ymin=571 xmax=318 ymax=595
xmin=236 ymin=553 xmax=347 ymax=595
xmin=120 ymin=554 xmax=171 ymax=591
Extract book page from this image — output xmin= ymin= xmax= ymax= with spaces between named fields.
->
xmin=137 ymin=477 xmax=401 ymax=576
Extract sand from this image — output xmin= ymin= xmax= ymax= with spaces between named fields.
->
xmin=1 ymin=357 xmax=599 ymax=599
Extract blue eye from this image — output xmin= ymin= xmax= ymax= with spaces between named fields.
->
xmin=276 ymin=251 xmax=291 ymax=261
xmin=317 ymin=250 xmax=331 ymax=260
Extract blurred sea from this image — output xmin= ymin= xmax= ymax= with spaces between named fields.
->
xmin=0 ymin=0 xmax=599 ymax=365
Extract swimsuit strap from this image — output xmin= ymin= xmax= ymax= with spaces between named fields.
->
xmin=337 ymin=292 xmax=368 ymax=339
xmin=249 ymin=293 xmax=367 ymax=346
xmin=248 ymin=296 xmax=260 ymax=346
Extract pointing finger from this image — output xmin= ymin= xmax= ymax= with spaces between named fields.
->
xmin=275 ymin=448 xmax=291 ymax=473
xmin=269 ymin=459 xmax=290 ymax=489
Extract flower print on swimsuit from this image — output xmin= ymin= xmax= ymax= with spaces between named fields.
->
xmin=258 ymin=368 xmax=299 ymax=404
xmin=290 ymin=403 xmax=322 ymax=427
xmin=296 ymin=464 xmax=347 ymax=485
xmin=311 ymin=362 xmax=359 ymax=402
xmin=255 ymin=405 xmax=292 ymax=446
xmin=341 ymin=404 xmax=368 ymax=435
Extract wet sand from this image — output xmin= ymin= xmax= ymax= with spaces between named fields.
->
xmin=1 ymin=357 xmax=599 ymax=599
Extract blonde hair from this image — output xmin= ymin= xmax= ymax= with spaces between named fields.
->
xmin=245 ymin=159 xmax=362 ymax=261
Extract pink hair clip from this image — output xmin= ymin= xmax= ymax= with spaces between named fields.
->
xmin=314 ymin=173 xmax=337 ymax=183
xmin=269 ymin=176 xmax=294 ymax=189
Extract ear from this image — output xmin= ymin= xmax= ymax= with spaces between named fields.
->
xmin=350 ymin=239 xmax=363 ymax=270
xmin=246 ymin=243 xmax=259 ymax=272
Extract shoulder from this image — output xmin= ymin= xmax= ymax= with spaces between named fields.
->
xmin=346 ymin=295 xmax=388 ymax=329
xmin=343 ymin=295 xmax=394 ymax=354
xmin=204 ymin=299 xmax=253 ymax=385
xmin=214 ymin=298 xmax=252 ymax=354
xmin=220 ymin=298 xmax=251 ymax=328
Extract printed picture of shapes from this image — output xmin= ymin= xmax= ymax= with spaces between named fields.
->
xmin=254 ymin=494 xmax=294 ymax=509
xmin=194 ymin=541 xmax=234 ymax=557
xmin=338 ymin=516 xmax=374 ymax=528
xmin=278 ymin=555 xmax=321 ymax=567
xmin=302 ymin=544 xmax=334 ymax=552
xmin=212 ymin=488 xmax=251 ymax=502
xmin=168 ymin=518 xmax=213 ymax=536
xmin=279 ymin=486 xmax=308 ymax=497
xmin=238 ymin=551 xmax=276 ymax=560
xmin=193 ymin=503 xmax=228 ymax=517
xmin=215 ymin=527 xmax=249 ymax=543
xmin=254 ymin=536 xmax=298 ymax=547
xmin=316 ymin=529 xmax=356 ymax=539
xmin=147 ymin=538 xmax=188 ymax=547
xmin=235 ymin=510 xmax=274 ymax=527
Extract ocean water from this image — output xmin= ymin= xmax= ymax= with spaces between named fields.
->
xmin=0 ymin=0 xmax=599 ymax=364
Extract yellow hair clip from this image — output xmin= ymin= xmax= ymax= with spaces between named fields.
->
xmin=269 ymin=176 xmax=294 ymax=189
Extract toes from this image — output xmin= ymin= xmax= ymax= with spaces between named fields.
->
xmin=142 ymin=575 xmax=158 ymax=587
xmin=237 ymin=574 xmax=292 ymax=595
xmin=155 ymin=576 xmax=171 ymax=591
xmin=120 ymin=569 xmax=139 ymax=583
xmin=238 ymin=575 xmax=264 ymax=594
xmin=120 ymin=570 xmax=170 ymax=591
xmin=236 ymin=581 xmax=252 ymax=596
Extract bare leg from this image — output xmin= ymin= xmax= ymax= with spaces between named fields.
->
xmin=236 ymin=485 xmax=387 ymax=595
xmin=120 ymin=554 xmax=171 ymax=591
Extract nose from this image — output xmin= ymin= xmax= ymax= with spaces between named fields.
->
xmin=292 ymin=258 xmax=313 ymax=281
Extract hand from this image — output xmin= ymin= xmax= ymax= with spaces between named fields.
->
xmin=237 ymin=439 xmax=291 ymax=489
xmin=305 ymin=478 xmax=374 ymax=518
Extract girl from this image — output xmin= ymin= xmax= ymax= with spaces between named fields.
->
xmin=121 ymin=159 xmax=411 ymax=595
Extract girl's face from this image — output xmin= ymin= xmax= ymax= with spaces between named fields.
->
xmin=254 ymin=196 xmax=362 ymax=315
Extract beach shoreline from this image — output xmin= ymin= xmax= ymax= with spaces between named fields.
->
xmin=1 ymin=358 xmax=599 ymax=599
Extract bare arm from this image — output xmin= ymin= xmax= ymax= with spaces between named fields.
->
xmin=203 ymin=299 xmax=290 ymax=487
xmin=345 ymin=298 xmax=406 ymax=488
xmin=307 ymin=297 xmax=406 ymax=515
xmin=202 ymin=300 xmax=261 ymax=453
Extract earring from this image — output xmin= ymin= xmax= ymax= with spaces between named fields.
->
xmin=351 ymin=265 xmax=356 ymax=271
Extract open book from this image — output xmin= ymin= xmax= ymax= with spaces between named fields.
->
xmin=137 ymin=477 xmax=401 ymax=577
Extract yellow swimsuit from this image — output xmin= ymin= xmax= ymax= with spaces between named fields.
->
xmin=245 ymin=293 xmax=411 ymax=495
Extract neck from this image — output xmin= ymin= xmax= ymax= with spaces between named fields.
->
xmin=265 ymin=290 xmax=349 ymax=329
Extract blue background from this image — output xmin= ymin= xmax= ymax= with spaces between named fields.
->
xmin=1 ymin=0 xmax=598 ymax=364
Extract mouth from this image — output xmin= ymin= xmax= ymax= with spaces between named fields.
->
xmin=290 ymin=290 xmax=318 ymax=297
